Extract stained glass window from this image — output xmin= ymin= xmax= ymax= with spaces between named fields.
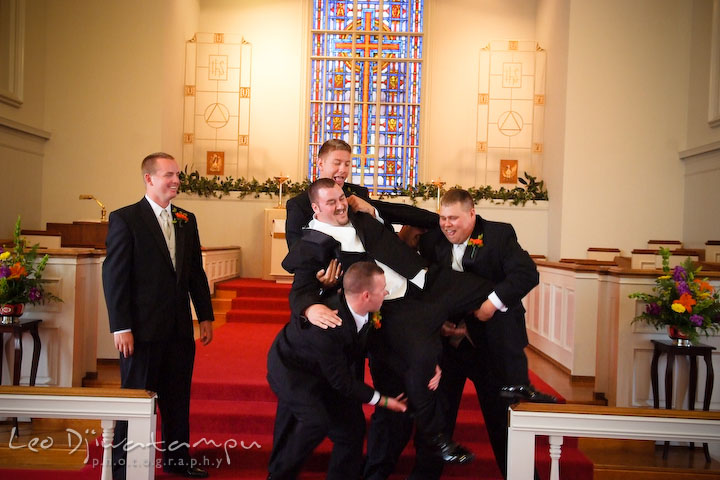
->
xmin=309 ymin=0 xmax=424 ymax=193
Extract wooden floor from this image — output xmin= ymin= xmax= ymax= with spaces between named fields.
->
xmin=2 ymin=317 xmax=719 ymax=478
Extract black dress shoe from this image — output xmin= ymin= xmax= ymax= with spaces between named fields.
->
xmin=500 ymin=384 xmax=558 ymax=403
xmin=430 ymin=434 xmax=475 ymax=464
xmin=163 ymin=465 xmax=209 ymax=478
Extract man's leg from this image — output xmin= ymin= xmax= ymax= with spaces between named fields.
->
xmin=364 ymin=355 xmax=414 ymax=480
xmin=156 ymin=337 xmax=195 ymax=471
xmin=326 ymin=393 xmax=366 ymax=480
xmin=268 ymin=399 xmax=330 ymax=479
xmin=113 ymin=342 xmax=157 ymax=480
xmin=408 ymin=341 xmax=468 ymax=480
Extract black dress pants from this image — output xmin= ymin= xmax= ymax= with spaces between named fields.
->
xmin=268 ymin=388 xmax=366 ymax=480
xmin=112 ymin=337 xmax=195 ymax=480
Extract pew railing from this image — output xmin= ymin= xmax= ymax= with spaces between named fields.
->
xmin=0 ymin=386 xmax=157 ymax=480
xmin=507 ymin=403 xmax=720 ymax=480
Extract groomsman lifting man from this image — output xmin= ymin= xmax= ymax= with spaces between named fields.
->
xmin=282 ymin=178 xmax=496 ymax=476
xmin=266 ymin=262 xmax=409 ymax=480
xmin=416 ymin=188 xmax=556 ymax=479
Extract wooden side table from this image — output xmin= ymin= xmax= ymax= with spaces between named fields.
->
xmin=0 ymin=318 xmax=42 ymax=438
xmin=650 ymin=339 xmax=715 ymax=462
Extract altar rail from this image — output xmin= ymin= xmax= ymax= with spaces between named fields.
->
xmin=507 ymin=403 xmax=720 ymax=480
xmin=0 ymin=386 xmax=156 ymax=480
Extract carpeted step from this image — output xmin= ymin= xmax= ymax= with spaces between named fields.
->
xmin=226 ymin=308 xmax=289 ymax=323
xmin=215 ymin=278 xmax=291 ymax=299
xmin=231 ymin=296 xmax=290 ymax=311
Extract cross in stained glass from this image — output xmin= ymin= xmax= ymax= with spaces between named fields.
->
xmin=335 ymin=11 xmax=399 ymax=157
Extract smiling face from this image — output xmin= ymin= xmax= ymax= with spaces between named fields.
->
xmin=438 ymin=201 xmax=476 ymax=245
xmin=144 ymin=157 xmax=180 ymax=208
xmin=311 ymin=183 xmax=350 ymax=226
xmin=317 ymin=149 xmax=352 ymax=187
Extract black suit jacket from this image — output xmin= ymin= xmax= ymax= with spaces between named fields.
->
xmin=285 ymin=182 xmax=439 ymax=248
xmin=419 ymin=215 xmax=538 ymax=347
xmin=282 ymin=211 xmax=430 ymax=317
xmin=267 ymin=293 xmax=375 ymax=404
xmin=102 ymin=198 xmax=214 ymax=342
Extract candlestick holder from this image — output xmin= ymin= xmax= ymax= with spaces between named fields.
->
xmin=431 ymin=179 xmax=446 ymax=211
xmin=274 ymin=176 xmax=290 ymax=208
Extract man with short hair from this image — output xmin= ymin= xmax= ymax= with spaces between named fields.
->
xmin=417 ymin=187 xmax=555 ymax=479
xmin=285 ymin=139 xmax=437 ymax=248
xmin=282 ymin=179 xmax=495 ymax=475
xmin=103 ymin=152 xmax=214 ymax=479
xmin=266 ymin=262 xmax=408 ymax=480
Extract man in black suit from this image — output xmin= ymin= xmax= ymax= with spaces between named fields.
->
xmin=103 ymin=152 xmax=214 ymax=479
xmin=285 ymin=139 xmax=437 ymax=249
xmin=417 ymin=188 xmax=555 ymax=479
xmin=266 ymin=262 xmax=408 ymax=480
xmin=282 ymin=179 xmax=495 ymax=475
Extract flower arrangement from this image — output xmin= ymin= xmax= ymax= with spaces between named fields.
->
xmin=467 ymin=234 xmax=484 ymax=259
xmin=370 ymin=311 xmax=382 ymax=330
xmin=629 ymin=248 xmax=720 ymax=343
xmin=0 ymin=216 xmax=61 ymax=313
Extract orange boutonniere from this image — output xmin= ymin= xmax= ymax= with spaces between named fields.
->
xmin=467 ymin=234 xmax=484 ymax=259
xmin=370 ymin=311 xmax=382 ymax=329
xmin=172 ymin=208 xmax=189 ymax=227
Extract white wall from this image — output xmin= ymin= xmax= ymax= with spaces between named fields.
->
xmin=536 ymin=0 xmax=570 ymax=261
xmin=198 ymin=0 xmax=308 ymax=181
xmin=40 ymin=0 xmax=199 ymax=226
xmin=1 ymin=0 xmax=48 ymax=236
xmin=557 ymin=0 xmax=691 ymax=259
xmin=682 ymin=0 xmax=720 ymax=248
xmin=423 ymin=0 xmax=538 ymax=185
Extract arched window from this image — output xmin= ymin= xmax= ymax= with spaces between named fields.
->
xmin=308 ymin=0 xmax=424 ymax=193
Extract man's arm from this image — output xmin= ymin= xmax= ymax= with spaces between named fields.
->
xmin=313 ymin=332 xmax=406 ymax=412
xmin=490 ymin=225 xmax=539 ymax=307
xmin=285 ymin=194 xmax=309 ymax=249
xmin=187 ymin=212 xmax=215 ymax=344
xmin=102 ymin=211 xmax=135 ymax=356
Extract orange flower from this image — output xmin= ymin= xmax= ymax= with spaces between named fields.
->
xmin=694 ymin=278 xmax=714 ymax=293
xmin=175 ymin=212 xmax=189 ymax=222
xmin=673 ymin=293 xmax=697 ymax=313
xmin=468 ymin=237 xmax=483 ymax=247
xmin=8 ymin=262 xmax=27 ymax=279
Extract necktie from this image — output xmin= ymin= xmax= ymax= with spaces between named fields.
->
xmin=160 ymin=209 xmax=176 ymax=269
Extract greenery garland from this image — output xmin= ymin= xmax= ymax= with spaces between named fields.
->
xmin=178 ymin=170 xmax=548 ymax=206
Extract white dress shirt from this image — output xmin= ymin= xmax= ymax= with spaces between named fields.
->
xmin=452 ymin=237 xmax=506 ymax=312
xmin=308 ymin=217 xmax=427 ymax=300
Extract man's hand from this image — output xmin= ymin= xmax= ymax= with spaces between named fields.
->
xmin=428 ymin=365 xmax=442 ymax=391
xmin=347 ymin=195 xmax=376 ymax=217
xmin=114 ymin=331 xmax=134 ymax=358
xmin=474 ymin=299 xmax=498 ymax=322
xmin=305 ymin=304 xmax=343 ymax=329
xmin=315 ymin=259 xmax=342 ymax=288
xmin=382 ymin=393 xmax=408 ymax=412
xmin=199 ymin=320 xmax=213 ymax=346
xmin=439 ymin=321 xmax=467 ymax=337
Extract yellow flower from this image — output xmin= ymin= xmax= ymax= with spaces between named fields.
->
xmin=658 ymin=275 xmax=671 ymax=280
xmin=0 ymin=251 xmax=9 ymax=260
xmin=671 ymin=303 xmax=686 ymax=313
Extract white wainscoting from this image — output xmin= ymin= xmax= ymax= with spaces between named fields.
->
xmin=526 ymin=263 xmax=601 ymax=377
xmin=202 ymin=246 xmax=242 ymax=294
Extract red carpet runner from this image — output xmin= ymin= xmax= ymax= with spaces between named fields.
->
xmin=3 ymin=278 xmax=592 ymax=479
